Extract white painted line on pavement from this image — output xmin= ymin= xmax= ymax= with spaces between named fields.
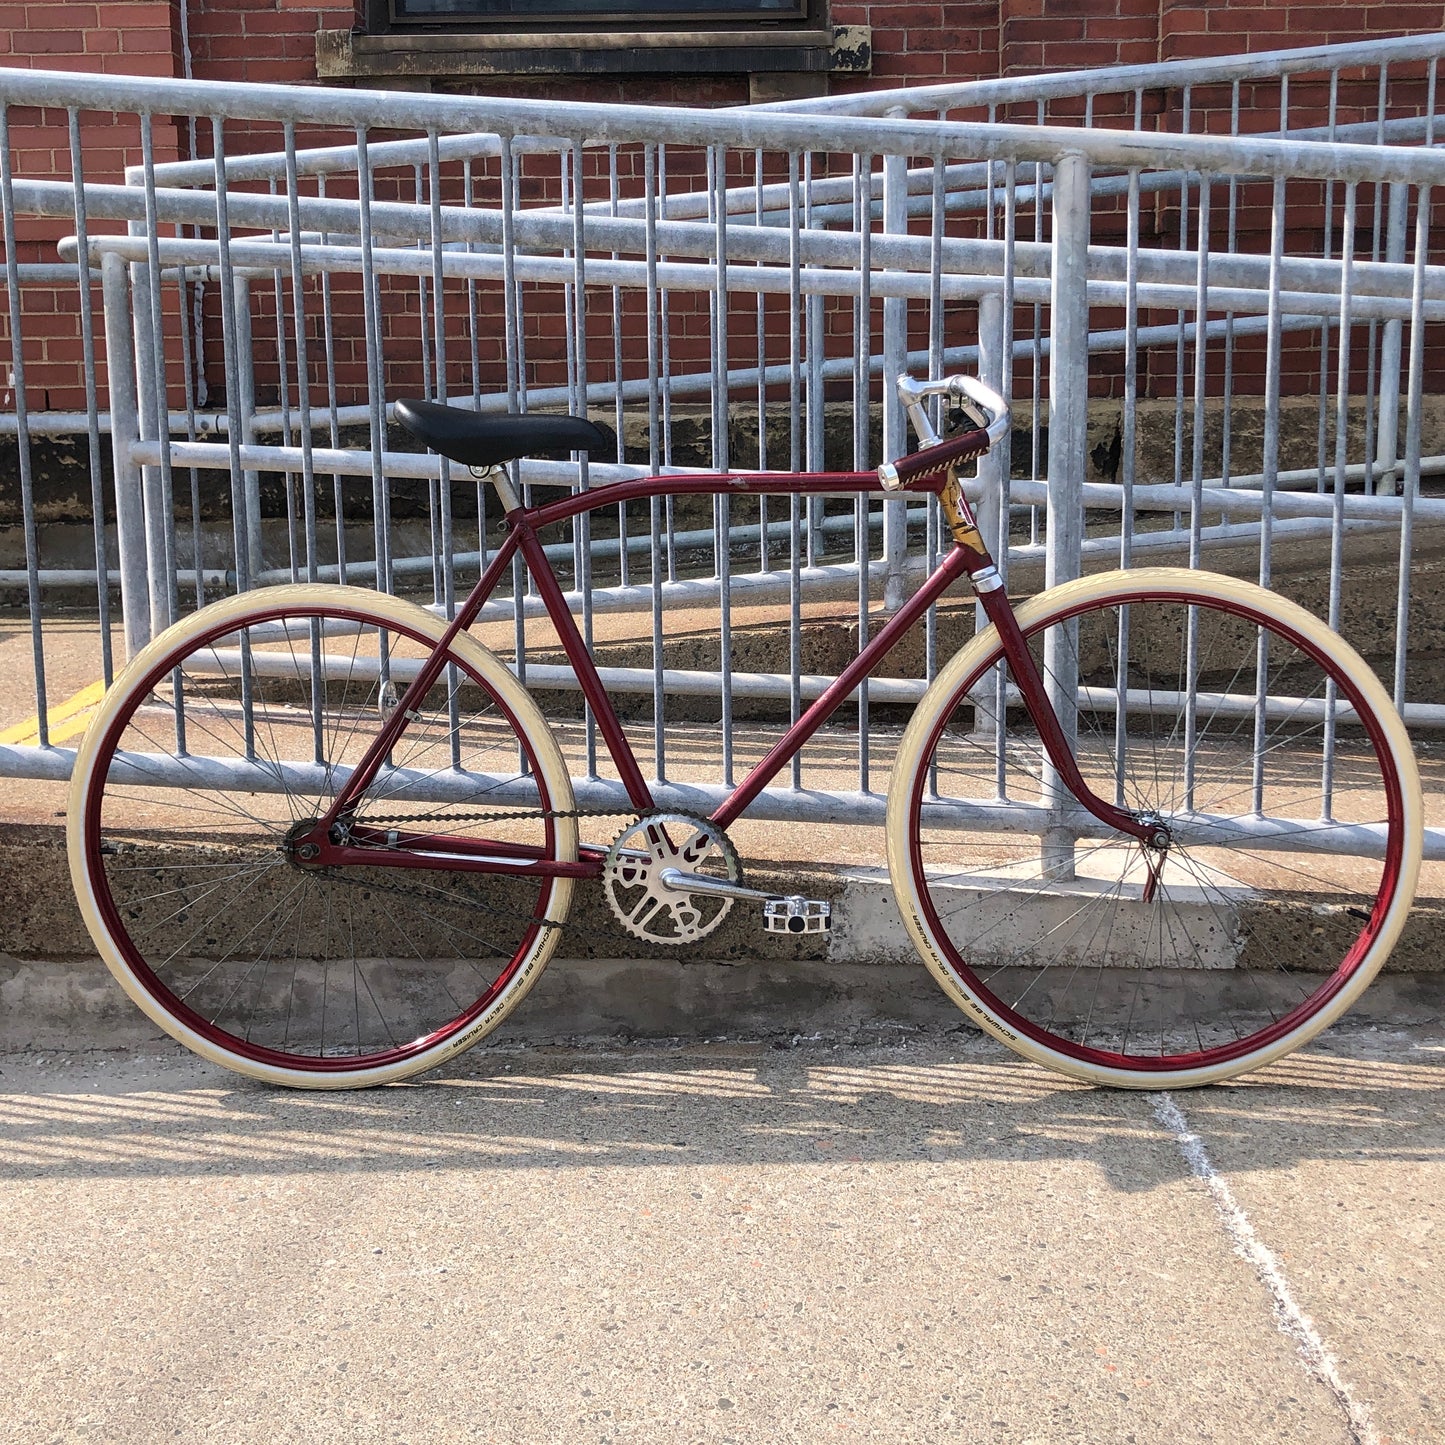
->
xmin=1152 ymin=1091 xmax=1379 ymax=1445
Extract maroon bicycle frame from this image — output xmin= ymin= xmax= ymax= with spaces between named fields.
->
xmin=298 ymin=460 xmax=1153 ymax=876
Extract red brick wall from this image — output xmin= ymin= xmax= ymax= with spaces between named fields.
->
xmin=3 ymin=3 xmax=1445 ymax=418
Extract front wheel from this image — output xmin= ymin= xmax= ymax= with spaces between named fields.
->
xmin=886 ymin=567 xmax=1423 ymax=1088
xmin=67 ymin=584 xmax=579 ymax=1088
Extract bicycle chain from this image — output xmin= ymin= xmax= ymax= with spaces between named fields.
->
xmin=351 ymin=804 xmax=660 ymax=829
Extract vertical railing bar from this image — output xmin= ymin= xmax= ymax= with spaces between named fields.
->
xmin=229 ymin=272 xmax=261 ymax=585
xmin=985 ymin=105 xmax=997 ymax=241
xmin=426 ymin=129 xmax=455 ymax=623
xmin=0 ymin=104 xmax=49 ymax=742
xmin=1114 ymin=159 xmax=1141 ymax=809
xmin=569 ymin=138 xmax=598 ymax=780
xmin=924 ymin=143 xmax=946 ymax=692
xmin=317 ymin=171 xmax=346 ymax=584
xmin=802 ymin=151 xmax=820 ymax=564
xmin=1375 ymin=188 xmax=1409 ymax=495
xmin=714 ymin=142 xmax=734 ymax=788
xmin=855 ymin=149 xmax=874 ymax=795
xmin=424 ymin=131 xmax=464 ymax=769
xmin=1323 ymin=182 xmax=1358 ymax=823
xmin=355 ymin=125 xmax=392 ymax=603
xmin=283 ymin=123 xmax=319 ymax=586
xmin=788 ymin=149 xmax=803 ymax=476
xmin=208 ymin=117 xmax=255 ymax=758
xmin=1315 ymin=71 xmax=1340 ymax=495
xmin=1182 ymin=172 xmax=1211 ymax=812
xmin=210 ymin=117 xmax=252 ymax=598
xmin=462 ymin=157 xmax=488 ymax=571
xmin=1221 ymin=81 xmax=1240 ymax=488
xmin=788 ymin=148 xmax=803 ymax=788
xmin=101 ymin=252 xmax=148 ymax=664
xmin=994 ymin=155 xmax=1018 ymax=807
xmin=608 ymin=143 xmax=629 ymax=590
xmin=66 ymin=108 xmax=114 ymax=684
xmin=1172 ymin=86 xmax=1192 ymax=517
xmin=659 ymin=144 xmax=677 ymax=581
xmin=1362 ymin=66 xmax=1389 ymax=492
xmin=139 ymin=113 xmax=179 ymax=636
xmin=1394 ymin=177 xmax=1430 ymax=717
xmin=1041 ymin=150 xmax=1091 ymax=882
xmin=1029 ymin=101 xmax=1044 ymax=547
xmin=280 ymin=122 xmax=325 ymax=771
xmin=412 ymin=161 xmax=440 ymax=607
xmin=267 ymin=174 xmax=299 ymax=585
xmin=1188 ymin=175 xmax=1211 ymax=571
xmin=644 ymin=142 xmax=665 ymax=782
xmin=880 ymin=131 xmax=908 ymax=612
xmin=1251 ymin=171 xmax=1288 ymax=817
xmin=499 ymin=135 xmax=528 ymax=690
xmin=754 ymin=146 xmax=769 ymax=574
xmin=171 ymin=240 xmax=205 ymax=610
xmin=560 ymin=146 xmax=582 ymax=597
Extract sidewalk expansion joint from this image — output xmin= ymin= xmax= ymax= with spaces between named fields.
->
xmin=1151 ymin=1091 xmax=1379 ymax=1445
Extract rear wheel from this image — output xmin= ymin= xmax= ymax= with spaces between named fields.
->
xmin=68 ymin=584 xmax=578 ymax=1088
xmin=887 ymin=567 xmax=1422 ymax=1088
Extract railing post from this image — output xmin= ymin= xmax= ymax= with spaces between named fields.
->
xmin=1374 ymin=181 xmax=1409 ymax=495
xmin=129 ymin=251 xmax=172 ymax=642
xmin=101 ymin=252 xmax=150 ymax=661
xmin=1042 ymin=151 xmax=1091 ymax=881
xmin=232 ymin=273 xmax=264 ymax=583
xmin=881 ymin=131 xmax=908 ymax=612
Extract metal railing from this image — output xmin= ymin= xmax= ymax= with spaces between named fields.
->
xmin=2 ymin=38 xmax=1445 ymax=853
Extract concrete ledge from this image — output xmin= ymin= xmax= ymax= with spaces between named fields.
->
xmin=6 ymin=952 xmax=1445 ymax=1056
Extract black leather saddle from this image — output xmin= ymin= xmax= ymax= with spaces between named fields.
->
xmin=394 ymin=398 xmax=611 ymax=471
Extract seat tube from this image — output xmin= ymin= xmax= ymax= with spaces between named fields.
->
xmin=1041 ymin=152 xmax=1092 ymax=882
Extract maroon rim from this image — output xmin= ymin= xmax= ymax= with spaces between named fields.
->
xmin=84 ymin=601 xmax=558 ymax=1074
xmin=907 ymin=585 xmax=1408 ymax=1073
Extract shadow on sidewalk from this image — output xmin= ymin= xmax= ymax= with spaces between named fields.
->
xmin=1 ymin=1033 xmax=1441 ymax=1191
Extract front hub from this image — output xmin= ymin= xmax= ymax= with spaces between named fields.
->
xmin=1136 ymin=812 xmax=1173 ymax=902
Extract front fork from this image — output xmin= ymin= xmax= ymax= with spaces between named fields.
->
xmin=938 ymin=466 xmax=1170 ymax=882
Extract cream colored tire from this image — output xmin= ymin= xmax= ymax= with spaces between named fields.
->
xmin=886 ymin=567 xmax=1422 ymax=1088
xmin=68 ymin=584 xmax=577 ymax=1089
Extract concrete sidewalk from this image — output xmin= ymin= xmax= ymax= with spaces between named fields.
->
xmin=0 ymin=1028 xmax=1440 ymax=1443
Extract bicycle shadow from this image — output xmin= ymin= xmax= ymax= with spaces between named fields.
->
xmin=1 ymin=1032 xmax=1441 ymax=1193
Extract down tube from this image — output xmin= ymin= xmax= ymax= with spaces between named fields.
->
xmin=712 ymin=545 xmax=977 ymax=830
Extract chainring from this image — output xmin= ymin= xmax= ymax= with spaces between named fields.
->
xmin=602 ymin=811 xmax=742 ymax=945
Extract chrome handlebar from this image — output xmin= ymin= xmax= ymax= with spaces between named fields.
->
xmin=895 ymin=372 xmax=1011 ymax=450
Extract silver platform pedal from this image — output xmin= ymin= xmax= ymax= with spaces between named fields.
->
xmin=762 ymin=896 xmax=831 ymax=934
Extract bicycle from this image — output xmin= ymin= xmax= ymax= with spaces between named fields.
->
xmin=65 ymin=374 xmax=1424 ymax=1090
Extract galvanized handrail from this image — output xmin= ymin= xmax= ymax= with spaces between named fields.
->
xmin=1 ymin=36 xmax=1444 ymax=867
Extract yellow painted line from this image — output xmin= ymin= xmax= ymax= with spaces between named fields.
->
xmin=0 ymin=678 xmax=107 ymax=747
xmin=0 ymin=717 xmax=40 ymax=746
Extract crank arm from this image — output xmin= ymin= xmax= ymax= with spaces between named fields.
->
xmin=656 ymin=867 xmax=775 ymax=903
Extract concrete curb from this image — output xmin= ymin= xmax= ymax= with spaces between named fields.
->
xmin=8 ymin=952 xmax=1445 ymax=1055
xmin=7 ymin=827 xmax=1444 ymax=1050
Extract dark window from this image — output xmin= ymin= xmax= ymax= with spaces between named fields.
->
xmin=386 ymin=0 xmax=813 ymax=28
